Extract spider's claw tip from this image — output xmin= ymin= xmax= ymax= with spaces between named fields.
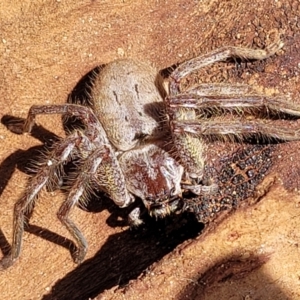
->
xmin=0 ymin=255 xmax=14 ymax=270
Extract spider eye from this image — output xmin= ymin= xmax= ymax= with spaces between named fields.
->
xmin=145 ymin=196 xmax=152 ymax=202
xmin=170 ymin=187 xmax=175 ymax=195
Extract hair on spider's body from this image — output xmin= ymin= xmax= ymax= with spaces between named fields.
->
xmin=2 ymin=39 xmax=300 ymax=269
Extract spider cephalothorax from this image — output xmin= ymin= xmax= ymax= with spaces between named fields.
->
xmin=118 ymin=143 xmax=184 ymax=220
xmin=2 ymin=39 xmax=300 ymax=268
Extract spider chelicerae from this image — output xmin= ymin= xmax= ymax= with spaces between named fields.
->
xmin=2 ymin=39 xmax=300 ymax=268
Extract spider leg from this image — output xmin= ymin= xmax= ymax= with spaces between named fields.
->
xmin=22 ymin=104 xmax=107 ymax=139
xmin=128 ymin=207 xmax=144 ymax=227
xmin=169 ymin=40 xmax=283 ymax=95
xmin=1 ymin=131 xmax=84 ymax=268
xmin=173 ymin=119 xmax=300 ymax=141
xmin=57 ymin=145 xmax=113 ymax=263
xmin=181 ymin=182 xmax=218 ymax=195
xmin=168 ymin=93 xmax=300 ymax=117
xmin=169 ymin=106 xmax=208 ymax=184
xmin=182 ymin=83 xmax=257 ymax=96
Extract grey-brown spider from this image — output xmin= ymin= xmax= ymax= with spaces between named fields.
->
xmin=2 ymin=39 xmax=300 ymax=268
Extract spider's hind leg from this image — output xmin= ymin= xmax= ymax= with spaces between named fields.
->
xmin=0 ymin=131 xmax=84 ymax=269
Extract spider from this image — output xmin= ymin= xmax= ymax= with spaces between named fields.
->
xmin=2 ymin=39 xmax=300 ymax=269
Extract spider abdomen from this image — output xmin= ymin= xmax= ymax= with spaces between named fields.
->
xmin=91 ymin=59 xmax=166 ymax=151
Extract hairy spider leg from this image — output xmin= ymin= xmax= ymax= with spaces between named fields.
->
xmin=3 ymin=132 xmax=83 ymax=268
xmin=57 ymin=145 xmax=114 ymax=263
xmin=173 ymin=119 xmax=300 ymax=141
xmin=168 ymin=93 xmax=300 ymax=117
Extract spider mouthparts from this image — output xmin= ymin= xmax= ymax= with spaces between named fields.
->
xmin=148 ymin=195 xmax=182 ymax=218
